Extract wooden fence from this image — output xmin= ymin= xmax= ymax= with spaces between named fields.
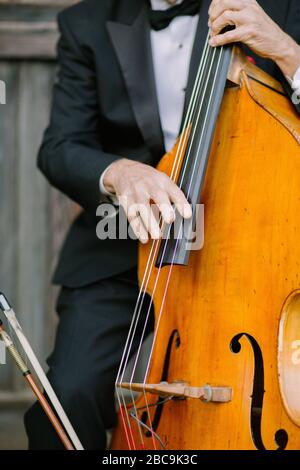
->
xmin=0 ymin=0 xmax=78 ymax=407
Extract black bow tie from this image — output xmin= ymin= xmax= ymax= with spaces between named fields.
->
xmin=149 ymin=0 xmax=201 ymax=31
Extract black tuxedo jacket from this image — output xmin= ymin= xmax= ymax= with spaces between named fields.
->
xmin=38 ymin=0 xmax=300 ymax=288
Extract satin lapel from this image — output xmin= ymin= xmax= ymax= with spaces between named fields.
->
xmin=107 ymin=2 xmax=165 ymax=158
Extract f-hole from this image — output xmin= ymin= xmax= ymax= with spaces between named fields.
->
xmin=231 ymin=333 xmax=288 ymax=450
xmin=141 ymin=329 xmax=180 ymax=436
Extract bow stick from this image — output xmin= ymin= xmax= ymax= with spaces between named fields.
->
xmin=0 ymin=292 xmax=84 ymax=450
xmin=0 ymin=320 xmax=74 ymax=449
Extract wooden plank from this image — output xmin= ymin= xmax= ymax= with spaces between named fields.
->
xmin=0 ymin=32 xmax=59 ymax=59
xmin=0 ymin=21 xmax=56 ymax=30
xmin=0 ymin=63 xmax=20 ymax=390
xmin=14 ymin=62 xmax=58 ymax=391
xmin=0 ymin=4 xmax=64 ymax=20
xmin=0 ymin=60 xmax=78 ymax=397
xmin=0 ymin=2 xmax=79 ymax=59
xmin=0 ymin=391 xmax=33 ymax=406
xmin=0 ymin=408 xmax=29 ymax=450
xmin=0 ymin=0 xmax=80 ymax=403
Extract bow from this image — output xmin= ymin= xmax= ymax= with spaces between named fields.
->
xmin=0 ymin=292 xmax=84 ymax=450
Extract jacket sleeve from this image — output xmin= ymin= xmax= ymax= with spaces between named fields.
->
xmin=37 ymin=11 xmax=121 ymax=213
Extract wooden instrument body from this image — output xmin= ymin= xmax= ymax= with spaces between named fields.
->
xmin=112 ymin=48 xmax=300 ymax=450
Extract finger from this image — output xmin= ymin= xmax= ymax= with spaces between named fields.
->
xmin=210 ymin=10 xmax=242 ymax=36
xmin=209 ymin=0 xmax=247 ymax=23
xmin=168 ymin=185 xmax=192 ymax=219
xmin=119 ymin=199 xmax=144 ymax=241
xmin=119 ymin=196 xmax=138 ymax=222
xmin=121 ymin=199 xmax=150 ymax=243
xmin=150 ymin=190 xmax=176 ymax=225
xmin=209 ymin=25 xmax=247 ymax=46
xmin=137 ymin=203 xmax=161 ymax=240
xmin=130 ymin=216 xmax=149 ymax=244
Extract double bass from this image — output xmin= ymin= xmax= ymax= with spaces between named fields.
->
xmin=111 ymin=33 xmax=300 ymax=450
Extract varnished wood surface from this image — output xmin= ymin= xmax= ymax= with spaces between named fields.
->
xmin=112 ymin=50 xmax=300 ymax=450
xmin=227 ymin=45 xmax=285 ymax=94
xmin=278 ymin=291 xmax=300 ymax=428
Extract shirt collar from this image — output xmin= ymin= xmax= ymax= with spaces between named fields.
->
xmin=150 ymin=0 xmax=183 ymax=11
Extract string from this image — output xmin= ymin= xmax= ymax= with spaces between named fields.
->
xmin=142 ymin=46 xmax=225 ymax=387
xmin=115 ymin=33 xmax=212 ymax=449
xmin=115 ymin=37 xmax=212 ymax=449
xmin=130 ymin=43 xmax=220 ymax=444
xmin=116 ymin=32 xmax=211 ymax=398
xmin=133 ymin=46 xmax=225 ymax=450
xmin=116 ymin=32 xmax=211 ymax=391
xmin=130 ymin=44 xmax=217 ymax=389
xmin=136 ymin=46 xmax=223 ymax=429
xmin=115 ymin=35 xmax=213 ymax=450
xmin=116 ymin=35 xmax=224 ymax=449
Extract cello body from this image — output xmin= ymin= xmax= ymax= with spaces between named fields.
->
xmin=112 ymin=47 xmax=300 ymax=450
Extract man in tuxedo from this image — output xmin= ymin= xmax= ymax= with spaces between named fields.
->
xmin=24 ymin=0 xmax=300 ymax=449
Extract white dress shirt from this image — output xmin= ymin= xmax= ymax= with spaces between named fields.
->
xmin=100 ymin=0 xmax=300 ymax=198
xmin=150 ymin=0 xmax=199 ymax=152
xmin=288 ymin=66 xmax=300 ymax=97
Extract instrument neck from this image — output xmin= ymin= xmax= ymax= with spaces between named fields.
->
xmin=156 ymin=44 xmax=232 ymax=267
